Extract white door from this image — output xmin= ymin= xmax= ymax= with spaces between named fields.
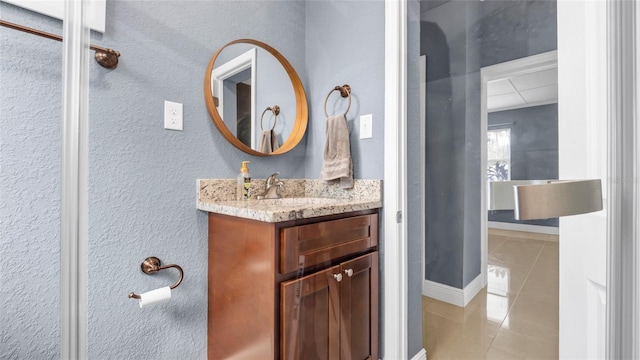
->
xmin=557 ymin=1 xmax=608 ymax=358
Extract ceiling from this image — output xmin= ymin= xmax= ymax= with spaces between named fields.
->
xmin=487 ymin=67 xmax=558 ymax=112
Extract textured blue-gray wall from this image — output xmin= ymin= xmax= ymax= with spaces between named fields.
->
xmin=304 ymin=0 xmax=385 ymax=180
xmin=0 ymin=4 xmax=62 ymax=358
xmin=420 ymin=0 xmax=557 ymax=288
xmin=88 ymin=2 xmax=306 ymax=358
xmin=488 ymin=103 xmax=559 ymax=227
xmin=2 ymin=0 xmax=395 ymax=358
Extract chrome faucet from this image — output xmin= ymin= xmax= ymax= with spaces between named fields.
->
xmin=260 ymin=172 xmax=284 ymax=199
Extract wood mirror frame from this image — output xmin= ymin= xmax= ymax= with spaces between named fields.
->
xmin=204 ymin=39 xmax=308 ymax=156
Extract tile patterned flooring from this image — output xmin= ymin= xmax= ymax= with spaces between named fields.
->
xmin=423 ymin=229 xmax=559 ymax=359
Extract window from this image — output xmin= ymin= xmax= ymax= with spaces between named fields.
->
xmin=487 ymin=128 xmax=511 ymax=181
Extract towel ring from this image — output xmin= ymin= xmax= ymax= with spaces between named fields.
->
xmin=324 ymin=84 xmax=351 ymax=118
xmin=128 ymin=257 xmax=184 ymax=299
xmin=260 ymin=105 xmax=280 ymax=131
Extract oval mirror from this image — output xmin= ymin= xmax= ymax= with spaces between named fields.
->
xmin=204 ymin=39 xmax=308 ymax=156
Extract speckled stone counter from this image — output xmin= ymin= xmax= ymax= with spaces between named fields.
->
xmin=197 ymin=179 xmax=382 ymax=222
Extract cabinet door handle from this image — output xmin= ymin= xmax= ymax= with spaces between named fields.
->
xmin=344 ymin=269 xmax=354 ymax=277
xmin=333 ymin=273 xmax=343 ymax=282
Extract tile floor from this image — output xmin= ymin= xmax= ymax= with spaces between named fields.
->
xmin=423 ymin=229 xmax=559 ymax=359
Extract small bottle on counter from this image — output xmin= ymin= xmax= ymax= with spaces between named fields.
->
xmin=236 ymin=161 xmax=252 ymax=200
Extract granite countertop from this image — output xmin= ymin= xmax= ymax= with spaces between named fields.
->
xmin=196 ymin=179 xmax=382 ymax=222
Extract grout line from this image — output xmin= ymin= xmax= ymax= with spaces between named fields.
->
xmin=488 ymin=235 xmax=508 ymax=253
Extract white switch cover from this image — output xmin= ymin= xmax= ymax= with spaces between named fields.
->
xmin=360 ymin=114 xmax=373 ymax=139
xmin=164 ymin=100 xmax=183 ymax=131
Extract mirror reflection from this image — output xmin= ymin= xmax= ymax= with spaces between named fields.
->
xmin=209 ymin=42 xmax=297 ymax=153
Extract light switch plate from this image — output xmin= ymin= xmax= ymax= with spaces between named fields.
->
xmin=164 ymin=100 xmax=183 ymax=131
xmin=360 ymin=114 xmax=373 ymax=139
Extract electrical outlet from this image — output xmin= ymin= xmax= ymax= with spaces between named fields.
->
xmin=164 ymin=100 xmax=183 ymax=131
xmin=360 ymin=114 xmax=373 ymax=139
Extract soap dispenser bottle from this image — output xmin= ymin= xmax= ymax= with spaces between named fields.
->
xmin=236 ymin=161 xmax=252 ymax=200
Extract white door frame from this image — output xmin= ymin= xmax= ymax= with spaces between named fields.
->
xmin=479 ymin=51 xmax=558 ymax=287
xmin=61 ymin=0 xmax=89 ymax=358
xmin=605 ymin=0 xmax=639 ymax=358
xmin=383 ymin=0 xmax=408 ymax=358
xmin=210 ymin=48 xmax=257 ymax=149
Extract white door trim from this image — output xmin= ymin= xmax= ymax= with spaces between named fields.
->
xmin=479 ymin=50 xmax=558 ymax=288
xmin=210 ymin=48 xmax=257 ymax=149
xmin=606 ymin=0 xmax=640 ymax=358
xmin=384 ymin=0 xmax=408 ymax=358
xmin=61 ymin=0 xmax=89 ymax=358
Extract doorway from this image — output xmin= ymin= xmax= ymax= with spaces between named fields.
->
xmin=414 ymin=0 xmax=638 ymax=359
xmin=420 ymin=50 xmax=562 ymax=359
xmin=480 ymin=50 xmax=559 ymax=292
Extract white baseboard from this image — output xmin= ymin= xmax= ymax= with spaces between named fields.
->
xmin=411 ymin=348 xmax=427 ymax=360
xmin=422 ymin=274 xmax=484 ymax=307
xmin=488 ymin=221 xmax=559 ymax=235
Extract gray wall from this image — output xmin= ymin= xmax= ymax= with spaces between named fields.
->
xmin=407 ymin=0 xmax=425 ymax=356
xmin=304 ymin=1 xmax=417 ymax=355
xmin=255 ymin=48 xmax=297 ymax=146
xmin=304 ymin=0 xmax=385 ymax=180
xmin=88 ymin=2 xmax=307 ymax=358
xmin=0 ymin=4 xmax=62 ymax=358
xmin=1 ymin=0 xmax=399 ymax=358
xmin=420 ymin=0 xmax=557 ymax=288
xmin=488 ymin=103 xmax=559 ymax=227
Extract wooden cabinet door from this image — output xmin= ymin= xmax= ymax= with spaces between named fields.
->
xmin=281 ymin=265 xmax=341 ymax=360
xmin=340 ymin=252 xmax=379 ymax=360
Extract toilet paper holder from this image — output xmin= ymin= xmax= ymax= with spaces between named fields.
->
xmin=128 ymin=257 xmax=184 ymax=299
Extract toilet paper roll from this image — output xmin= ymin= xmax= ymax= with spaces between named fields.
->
xmin=138 ymin=286 xmax=171 ymax=308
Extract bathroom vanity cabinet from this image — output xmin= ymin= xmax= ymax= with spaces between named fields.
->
xmin=207 ymin=209 xmax=379 ymax=360
xmin=281 ymin=252 xmax=378 ymax=360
